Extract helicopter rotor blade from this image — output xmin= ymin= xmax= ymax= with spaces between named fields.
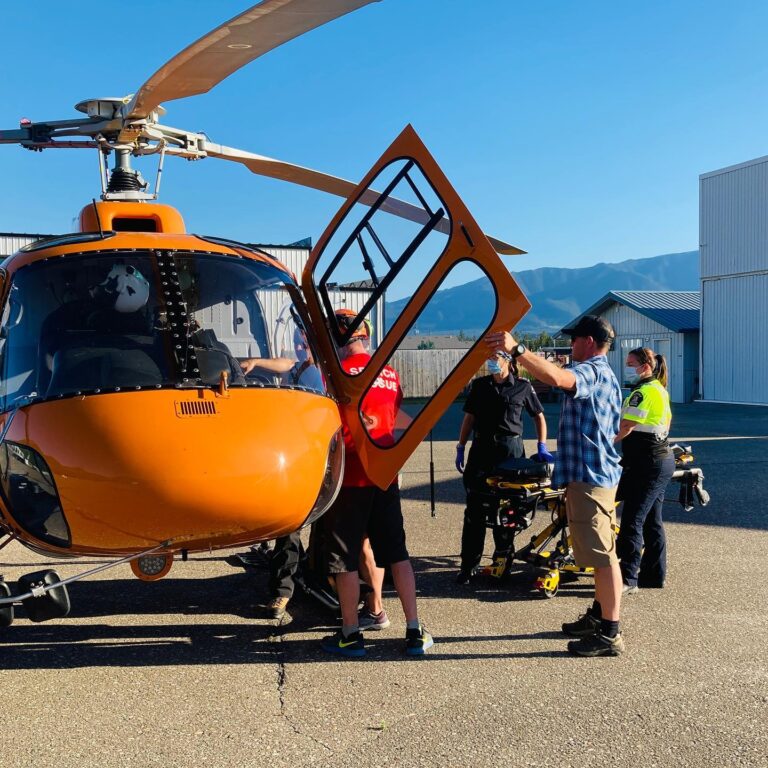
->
xmin=126 ymin=0 xmax=381 ymax=121
xmin=198 ymin=142 xmax=525 ymax=255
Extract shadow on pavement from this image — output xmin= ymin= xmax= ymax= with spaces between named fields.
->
xmin=401 ymin=426 xmax=768 ymax=532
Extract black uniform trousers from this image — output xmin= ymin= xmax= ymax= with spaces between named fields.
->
xmin=460 ymin=435 xmax=524 ymax=573
xmin=616 ymin=451 xmax=675 ymax=588
xmin=268 ymin=531 xmax=303 ymax=599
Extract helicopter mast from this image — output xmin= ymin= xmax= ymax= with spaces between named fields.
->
xmin=104 ymin=148 xmax=151 ymax=201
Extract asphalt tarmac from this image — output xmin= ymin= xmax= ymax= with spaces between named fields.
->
xmin=1 ymin=402 xmax=767 ymax=767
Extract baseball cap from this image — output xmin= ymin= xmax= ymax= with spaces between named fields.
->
xmin=562 ymin=315 xmax=615 ymax=345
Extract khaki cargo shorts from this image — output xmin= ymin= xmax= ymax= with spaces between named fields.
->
xmin=565 ymin=482 xmax=618 ymax=568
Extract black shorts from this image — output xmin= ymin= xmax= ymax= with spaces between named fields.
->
xmin=319 ymin=483 xmax=409 ymax=573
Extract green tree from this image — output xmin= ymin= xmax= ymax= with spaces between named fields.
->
xmin=417 ymin=340 xmax=435 ymax=350
xmin=511 ymin=329 xmax=555 ymax=351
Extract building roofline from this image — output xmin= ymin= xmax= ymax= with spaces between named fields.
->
xmin=559 ymin=290 xmax=701 ymax=335
xmin=700 ymin=153 xmax=768 ymax=180
xmin=0 ymin=232 xmax=54 ymax=239
xmin=248 ymin=243 xmax=311 ymax=250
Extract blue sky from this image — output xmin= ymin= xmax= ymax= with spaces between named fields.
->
xmin=1 ymin=0 xmax=767 ymax=274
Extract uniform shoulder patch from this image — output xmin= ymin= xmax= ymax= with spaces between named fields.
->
xmin=628 ymin=391 xmax=644 ymax=407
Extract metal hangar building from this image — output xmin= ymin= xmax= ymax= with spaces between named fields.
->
xmin=560 ymin=290 xmax=700 ymax=404
xmin=699 ymin=156 xmax=768 ymax=405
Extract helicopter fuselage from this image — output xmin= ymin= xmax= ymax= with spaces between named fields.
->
xmin=0 ymin=201 xmax=343 ymax=558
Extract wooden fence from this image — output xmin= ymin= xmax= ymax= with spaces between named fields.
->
xmin=390 ymin=349 xmax=477 ymax=399
xmin=387 ymin=349 xmax=561 ymax=401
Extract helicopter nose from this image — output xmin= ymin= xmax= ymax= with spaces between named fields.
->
xmin=10 ymin=389 xmax=343 ymax=553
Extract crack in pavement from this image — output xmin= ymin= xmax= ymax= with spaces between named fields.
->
xmin=269 ymin=618 xmax=333 ymax=755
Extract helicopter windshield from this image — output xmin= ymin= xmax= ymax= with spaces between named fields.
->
xmin=0 ymin=251 xmax=325 ymax=411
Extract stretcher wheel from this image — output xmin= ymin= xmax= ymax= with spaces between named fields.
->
xmin=0 ymin=579 xmax=13 ymax=628
xmin=535 ymin=569 xmax=560 ymax=598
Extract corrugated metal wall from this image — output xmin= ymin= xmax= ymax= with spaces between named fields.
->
xmin=700 ymin=156 xmax=768 ymax=278
xmin=257 ymin=246 xmax=311 ymax=282
xmin=0 ymin=233 xmax=48 ymax=259
xmin=254 ymin=285 xmax=380 ymax=356
xmin=601 ymin=302 xmax=695 ymax=403
xmin=699 ymin=157 xmax=768 ymax=404
xmin=701 ymin=274 xmax=768 ymax=403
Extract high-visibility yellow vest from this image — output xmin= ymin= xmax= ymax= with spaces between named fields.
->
xmin=621 ymin=379 xmax=671 ymax=439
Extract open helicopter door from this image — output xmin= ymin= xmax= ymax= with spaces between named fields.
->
xmin=302 ymin=125 xmax=531 ymax=490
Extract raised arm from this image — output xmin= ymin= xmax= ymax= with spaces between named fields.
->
xmin=485 ymin=331 xmax=577 ymax=391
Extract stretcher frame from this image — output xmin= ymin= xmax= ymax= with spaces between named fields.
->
xmin=476 ymin=446 xmax=708 ymax=598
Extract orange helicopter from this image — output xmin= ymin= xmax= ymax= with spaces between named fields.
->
xmin=0 ymin=0 xmax=531 ymax=627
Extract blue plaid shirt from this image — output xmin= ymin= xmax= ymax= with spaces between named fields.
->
xmin=553 ymin=355 xmax=622 ymax=489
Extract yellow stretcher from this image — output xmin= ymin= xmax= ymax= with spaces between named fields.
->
xmin=475 ymin=444 xmax=709 ymax=598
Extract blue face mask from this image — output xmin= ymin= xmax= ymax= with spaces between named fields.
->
xmin=488 ymin=360 xmax=503 ymax=375
xmin=624 ymin=366 xmax=641 ymax=386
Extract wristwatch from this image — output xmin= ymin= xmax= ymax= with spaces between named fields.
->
xmin=511 ymin=343 xmax=527 ymax=359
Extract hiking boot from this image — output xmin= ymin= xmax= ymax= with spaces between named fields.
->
xmin=267 ymin=596 xmax=290 ymax=619
xmin=320 ymin=630 xmax=366 ymax=657
xmin=561 ymin=607 xmax=600 ymax=638
xmin=405 ymin=625 xmax=434 ymax=656
xmin=568 ymin=632 xmax=625 ymax=657
xmin=622 ymin=583 xmax=640 ymax=595
xmin=358 ymin=608 xmax=391 ymax=631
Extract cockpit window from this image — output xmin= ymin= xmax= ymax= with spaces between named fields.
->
xmin=0 ymin=250 xmax=324 ymax=412
xmin=236 ymin=301 xmax=326 ymax=393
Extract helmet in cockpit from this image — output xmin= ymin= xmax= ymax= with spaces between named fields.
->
xmin=92 ymin=264 xmax=150 ymax=313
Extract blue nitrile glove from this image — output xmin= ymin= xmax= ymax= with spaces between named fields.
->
xmin=455 ymin=444 xmax=466 ymax=473
xmin=536 ymin=442 xmax=554 ymax=462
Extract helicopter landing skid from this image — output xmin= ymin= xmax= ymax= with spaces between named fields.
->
xmin=0 ymin=540 xmax=172 ymax=625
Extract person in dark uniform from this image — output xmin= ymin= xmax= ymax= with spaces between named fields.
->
xmin=266 ymin=532 xmax=303 ymax=618
xmin=614 ymin=346 xmax=674 ymax=593
xmin=454 ymin=350 xmax=552 ymax=583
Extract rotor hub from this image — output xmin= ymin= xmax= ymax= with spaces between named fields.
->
xmin=74 ymin=97 xmax=130 ymax=120
xmin=74 ymin=97 xmax=166 ymax=121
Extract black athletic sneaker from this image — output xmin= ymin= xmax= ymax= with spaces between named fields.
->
xmin=567 ymin=632 xmax=625 ymax=657
xmin=561 ymin=607 xmax=600 ymax=638
xmin=405 ymin=625 xmax=434 ymax=656
xmin=320 ymin=630 xmax=366 ymax=657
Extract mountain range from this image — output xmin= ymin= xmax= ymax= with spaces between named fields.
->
xmin=386 ymin=250 xmax=699 ymax=335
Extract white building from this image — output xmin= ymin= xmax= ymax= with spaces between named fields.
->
xmin=560 ymin=291 xmax=700 ymax=404
xmin=700 ymin=157 xmax=768 ymax=405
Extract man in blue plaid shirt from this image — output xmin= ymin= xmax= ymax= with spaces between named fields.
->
xmin=486 ymin=315 xmax=625 ymax=657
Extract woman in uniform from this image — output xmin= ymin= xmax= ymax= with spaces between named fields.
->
xmin=614 ymin=346 xmax=675 ymax=593
xmin=454 ymin=350 xmax=552 ymax=584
